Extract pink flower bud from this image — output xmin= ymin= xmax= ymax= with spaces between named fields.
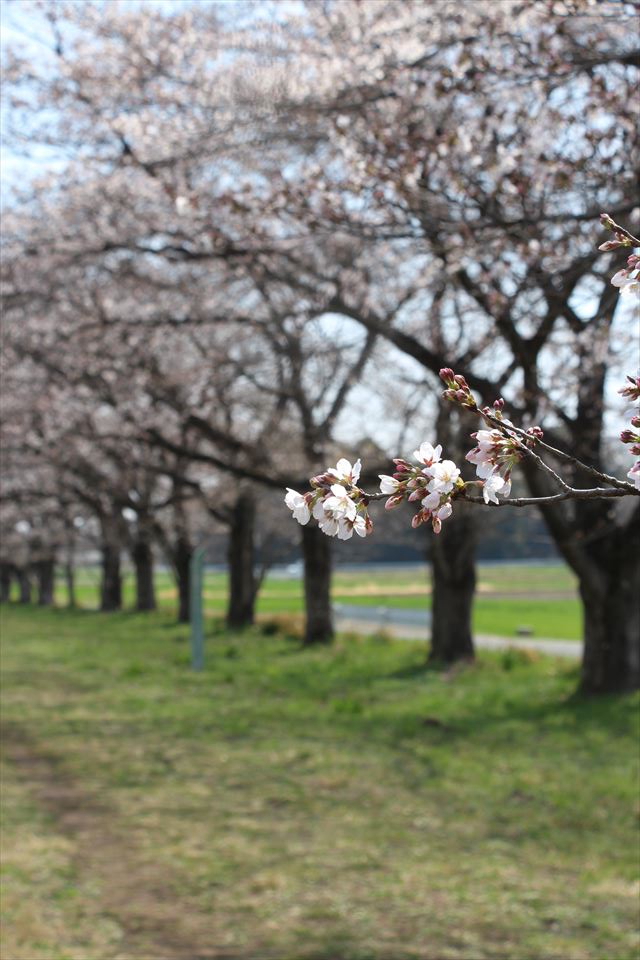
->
xmin=310 ymin=472 xmax=333 ymax=487
xmin=385 ymin=494 xmax=404 ymax=510
xmin=392 ymin=459 xmax=411 ymax=471
xmin=494 ymin=398 xmax=505 ymax=411
xmin=431 ymin=517 xmax=442 ymax=534
xmin=411 ymin=511 xmax=425 ymax=528
xmin=439 ymin=367 xmax=455 ymax=384
xmin=598 ymin=240 xmax=624 ymax=251
xmin=620 ymin=430 xmax=634 ymax=443
xmin=453 ymin=374 xmax=468 ymax=388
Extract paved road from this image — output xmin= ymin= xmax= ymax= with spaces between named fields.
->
xmin=333 ymin=604 xmax=580 ymax=659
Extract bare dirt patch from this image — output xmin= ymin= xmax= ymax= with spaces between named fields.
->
xmin=1 ymin=722 xmax=275 ymax=960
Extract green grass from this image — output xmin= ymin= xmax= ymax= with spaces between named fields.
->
xmin=1 ymin=604 xmax=638 ymax=959
xmin=47 ymin=562 xmax=582 ymax=640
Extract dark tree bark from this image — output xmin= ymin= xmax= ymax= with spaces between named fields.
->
xmin=131 ymin=534 xmax=156 ymax=611
xmin=174 ymin=536 xmax=192 ymax=623
xmin=226 ymin=488 xmax=257 ymax=629
xmin=428 ymin=405 xmax=478 ymax=663
xmin=579 ymin=544 xmax=640 ymax=694
xmin=524 ymin=448 xmax=640 ymax=695
xmin=571 ymin=499 xmax=640 ymax=694
xmin=65 ymin=560 xmax=76 ymax=608
xmin=429 ymin=501 xmax=476 ymax=663
xmin=301 ymin=524 xmax=334 ymax=644
xmin=569 ymin=358 xmax=639 ymax=693
xmin=63 ymin=527 xmax=76 ymax=608
xmin=17 ymin=568 xmax=31 ymax=604
xmin=35 ymin=558 xmax=55 ymax=606
xmin=0 ymin=563 xmax=12 ymax=602
xmin=100 ymin=513 xmax=123 ymax=611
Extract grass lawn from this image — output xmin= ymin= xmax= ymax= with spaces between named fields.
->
xmin=52 ymin=563 xmax=582 ymax=640
xmin=1 ymin=604 xmax=638 ymax=960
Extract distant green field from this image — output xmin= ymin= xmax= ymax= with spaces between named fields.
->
xmin=1 ymin=605 xmax=637 ymax=960
xmin=40 ymin=562 xmax=581 ymax=641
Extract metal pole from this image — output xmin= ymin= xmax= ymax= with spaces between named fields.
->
xmin=190 ymin=547 xmax=206 ymax=671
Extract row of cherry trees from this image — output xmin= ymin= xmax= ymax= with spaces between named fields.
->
xmin=1 ymin=0 xmax=638 ymax=692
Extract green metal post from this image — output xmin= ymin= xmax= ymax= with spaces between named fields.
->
xmin=190 ymin=547 xmax=206 ymax=671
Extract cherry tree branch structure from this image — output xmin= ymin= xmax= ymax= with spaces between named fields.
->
xmin=285 ymin=214 xmax=640 ymax=542
xmin=285 ymin=369 xmax=640 ymax=542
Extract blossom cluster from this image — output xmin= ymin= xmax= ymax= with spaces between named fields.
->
xmin=379 ymin=441 xmax=461 ymax=534
xmin=610 ymin=254 xmax=640 ymax=297
xmin=285 ymin=458 xmax=372 ymax=540
xmin=440 ymin=368 xmax=543 ymax=501
xmin=599 ymin=213 xmax=640 ymax=298
xmin=619 ymin=375 xmax=640 ymax=490
xmin=285 ymin=371 xmax=639 ymax=542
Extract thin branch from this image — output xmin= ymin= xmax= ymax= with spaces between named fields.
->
xmin=358 ymin=485 xmax=638 ymax=506
xmin=480 ymin=409 xmax=636 ymax=493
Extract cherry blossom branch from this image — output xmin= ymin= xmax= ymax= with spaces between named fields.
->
xmin=599 ymin=213 xmax=640 ymax=249
xmin=459 ymin=488 xmax=635 ymax=507
xmin=477 ymin=408 xmax=633 ymax=493
xmin=357 ymin=485 xmax=633 ymax=506
xmin=284 ymin=215 xmax=640 ymax=541
xmin=599 ymin=213 xmax=640 ymax=295
xmin=284 ymin=375 xmax=639 ymax=543
xmin=440 ymin=369 xmax=638 ymax=495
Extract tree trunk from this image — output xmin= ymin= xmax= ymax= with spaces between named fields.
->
xmin=17 ymin=568 xmax=31 ymax=604
xmin=226 ymin=489 xmax=257 ymax=629
xmin=100 ymin=517 xmax=122 ymax=611
xmin=578 ymin=518 xmax=640 ymax=694
xmin=132 ymin=536 xmax=156 ymax=611
xmin=523 ymin=456 xmax=640 ymax=694
xmin=35 ymin=558 xmax=55 ymax=606
xmin=65 ymin=560 xmax=76 ymax=608
xmin=429 ymin=501 xmax=476 ymax=663
xmin=427 ymin=404 xmax=477 ymax=662
xmin=174 ymin=537 xmax=192 ymax=624
xmin=302 ymin=524 xmax=334 ymax=645
xmin=0 ymin=564 xmax=12 ymax=602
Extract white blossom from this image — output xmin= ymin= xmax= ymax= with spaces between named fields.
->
xmin=319 ymin=514 xmax=340 ymax=537
xmin=322 ymin=483 xmax=357 ymax=520
xmin=435 ymin=502 xmax=452 ymax=521
xmin=426 ymin=459 xmax=460 ymax=494
xmin=327 ymin=457 xmax=361 ymax=484
xmin=379 ymin=474 xmax=401 ymax=494
xmin=413 ymin=441 xmax=442 ymax=466
xmin=628 ymin=461 xmax=640 ymax=490
xmin=337 ymin=515 xmax=368 ymax=540
xmin=482 ymin=472 xmax=508 ymax=504
xmin=421 ymin=490 xmax=441 ymax=511
xmin=284 ymin=488 xmax=310 ymax=525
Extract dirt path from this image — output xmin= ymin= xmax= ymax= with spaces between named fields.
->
xmin=1 ymin=722 xmax=266 ymax=960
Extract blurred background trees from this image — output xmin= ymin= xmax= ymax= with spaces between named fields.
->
xmin=1 ymin=0 xmax=638 ymax=691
